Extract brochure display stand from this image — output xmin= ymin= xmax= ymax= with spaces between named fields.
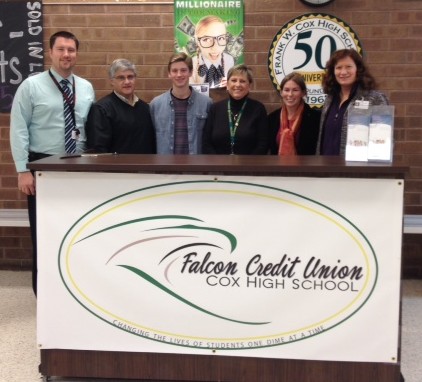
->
xmin=28 ymin=155 xmax=407 ymax=382
xmin=346 ymin=105 xmax=395 ymax=162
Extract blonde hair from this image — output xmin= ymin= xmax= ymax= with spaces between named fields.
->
xmin=227 ymin=64 xmax=253 ymax=84
xmin=194 ymin=15 xmax=225 ymax=40
xmin=194 ymin=15 xmax=227 ymax=81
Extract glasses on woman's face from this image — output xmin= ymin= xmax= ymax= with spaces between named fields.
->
xmin=114 ymin=74 xmax=136 ymax=82
xmin=197 ymin=34 xmax=228 ymax=48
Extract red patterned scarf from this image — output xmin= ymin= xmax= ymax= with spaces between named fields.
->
xmin=278 ymin=102 xmax=304 ymax=155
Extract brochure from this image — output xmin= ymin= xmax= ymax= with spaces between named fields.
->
xmin=345 ymin=107 xmax=371 ymax=162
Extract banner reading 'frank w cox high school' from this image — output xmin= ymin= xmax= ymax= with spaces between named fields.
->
xmin=268 ymin=13 xmax=363 ymax=108
xmin=174 ymin=1 xmax=244 ymax=88
xmin=37 ymin=172 xmax=403 ymax=364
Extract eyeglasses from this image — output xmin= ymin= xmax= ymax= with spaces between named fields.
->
xmin=197 ymin=34 xmax=228 ymax=48
xmin=114 ymin=74 xmax=136 ymax=82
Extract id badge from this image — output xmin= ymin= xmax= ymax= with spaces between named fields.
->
xmin=354 ymin=100 xmax=370 ymax=109
xmin=71 ymin=129 xmax=80 ymax=140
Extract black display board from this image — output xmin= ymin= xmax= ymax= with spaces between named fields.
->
xmin=0 ymin=0 xmax=44 ymax=113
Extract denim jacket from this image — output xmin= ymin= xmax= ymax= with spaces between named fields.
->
xmin=150 ymin=88 xmax=213 ymax=154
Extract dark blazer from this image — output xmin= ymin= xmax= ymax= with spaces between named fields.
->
xmin=268 ymin=103 xmax=321 ymax=155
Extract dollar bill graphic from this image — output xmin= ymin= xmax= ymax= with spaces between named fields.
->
xmin=177 ymin=15 xmax=195 ymax=37
xmin=227 ymin=31 xmax=244 ymax=60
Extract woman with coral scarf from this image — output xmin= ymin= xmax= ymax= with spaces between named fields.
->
xmin=268 ymin=72 xmax=321 ymax=155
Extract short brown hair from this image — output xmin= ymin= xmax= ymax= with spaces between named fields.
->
xmin=279 ymin=72 xmax=307 ymax=93
xmin=49 ymin=31 xmax=79 ymax=50
xmin=167 ymin=52 xmax=193 ymax=72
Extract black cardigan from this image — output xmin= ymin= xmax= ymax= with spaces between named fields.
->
xmin=202 ymin=97 xmax=269 ymax=155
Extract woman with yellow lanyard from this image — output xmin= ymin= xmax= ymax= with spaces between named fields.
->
xmin=202 ymin=64 xmax=269 ymax=155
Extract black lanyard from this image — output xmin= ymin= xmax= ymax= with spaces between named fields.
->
xmin=49 ymin=70 xmax=76 ymax=126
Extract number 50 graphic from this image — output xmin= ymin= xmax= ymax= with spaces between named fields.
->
xmin=267 ymin=13 xmax=363 ymax=108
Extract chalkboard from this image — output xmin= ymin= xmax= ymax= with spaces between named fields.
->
xmin=0 ymin=1 xmax=44 ymax=113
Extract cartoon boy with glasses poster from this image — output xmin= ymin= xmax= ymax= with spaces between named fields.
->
xmin=174 ymin=2 xmax=244 ymax=89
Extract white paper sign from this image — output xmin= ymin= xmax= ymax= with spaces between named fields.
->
xmin=191 ymin=83 xmax=209 ymax=97
xmin=368 ymin=123 xmax=393 ymax=161
xmin=345 ymin=124 xmax=369 ymax=162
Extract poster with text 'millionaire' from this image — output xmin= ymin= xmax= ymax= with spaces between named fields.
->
xmin=174 ymin=0 xmax=244 ymax=89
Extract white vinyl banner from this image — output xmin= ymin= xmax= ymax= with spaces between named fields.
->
xmin=37 ymin=172 xmax=403 ymax=363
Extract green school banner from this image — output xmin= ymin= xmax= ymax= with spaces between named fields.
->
xmin=174 ymin=0 xmax=244 ymax=88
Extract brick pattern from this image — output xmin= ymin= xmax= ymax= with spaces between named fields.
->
xmin=0 ymin=227 xmax=32 ymax=270
xmin=1 ymin=1 xmax=421 ymax=272
xmin=403 ymin=234 xmax=422 ymax=279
